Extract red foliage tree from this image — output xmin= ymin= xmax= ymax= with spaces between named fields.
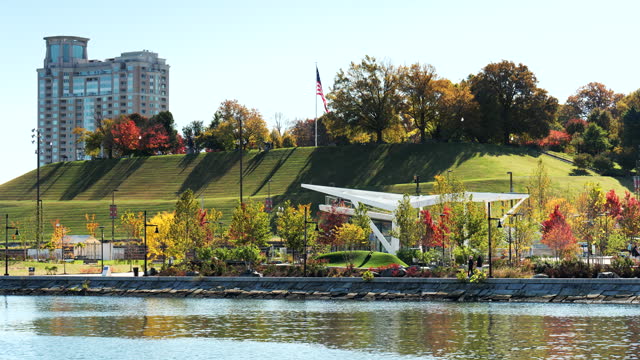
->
xmin=317 ymin=201 xmax=349 ymax=247
xmin=419 ymin=206 xmax=451 ymax=249
xmin=420 ymin=209 xmax=440 ymax=248
xmin=139 ymin=123 xmax=170 ymax=154
xmin=565 ymin=118 xmax=588 ymax=135
xmin=111 ymin=118 xmax=140 ymax=156
xmin=619 ymin=192 xmax=640 ymax=240
xmin=604 ymin=189 xmax=622 ymax=219
xmin=536 ymin=130 xmax=571 ymax=150
xmin=541 ymin=205 xmax=577 ymax=258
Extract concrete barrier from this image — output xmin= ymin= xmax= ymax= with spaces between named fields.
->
xmin=1 ymin=276 xmax=640 ymax=303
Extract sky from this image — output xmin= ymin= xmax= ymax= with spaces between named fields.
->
xmin=0 ymin=0 xmax=639 ymax=184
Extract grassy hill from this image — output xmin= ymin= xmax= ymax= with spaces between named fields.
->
xmin=0 ymin=143 xmax=632 ymax=238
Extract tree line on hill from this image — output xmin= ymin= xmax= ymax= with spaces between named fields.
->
xmin=73 ymin=55 xmax=640 ymax=175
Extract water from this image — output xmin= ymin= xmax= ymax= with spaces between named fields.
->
xmin=0 ymin=296 xmax=639 ymax=360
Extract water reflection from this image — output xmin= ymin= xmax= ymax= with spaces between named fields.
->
xmin=5 ymin=296 xmax=640 ymax=359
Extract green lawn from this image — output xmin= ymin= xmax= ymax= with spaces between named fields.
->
xmin=0 ymin=143 xmax=633 ymax=239
xmin=316 ymin=251 xmax=408 ymax=268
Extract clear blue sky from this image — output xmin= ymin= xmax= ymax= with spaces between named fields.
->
xmin=0 ymin=0 xmax=638 ymax=184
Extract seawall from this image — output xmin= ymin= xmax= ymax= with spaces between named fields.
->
xmin=2 ymin=276 xmax=640 ymax=303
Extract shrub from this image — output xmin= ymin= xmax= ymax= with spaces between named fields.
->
xmin=592 ymin=154 xmax=614 ymax=175
xmin=573 ymin=153 xmax=592 ymax=169
xmin=396 ymin=248 xmax=419 ymax=265
xmin=456 ymin=269 xmax=467 ymax=282
xmin=362 ymin=270 xmax=374 ymax=282
xmin=533 ymin=258 xmax=599 ymax=278
xmin=469 ymin=269 xmax=487 ymax=283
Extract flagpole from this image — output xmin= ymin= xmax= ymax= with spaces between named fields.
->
xmin=315 ymin=62 xmax=318 ymax=147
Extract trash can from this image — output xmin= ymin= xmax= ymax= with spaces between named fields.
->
xmin=133 ymin=267 xmax=139 ymax=277
xmin=28 ymin=267 xmax=35 ymax=276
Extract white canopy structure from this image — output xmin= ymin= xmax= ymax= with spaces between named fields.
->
xmin=302 ymin=184 xmax=530 ymax=254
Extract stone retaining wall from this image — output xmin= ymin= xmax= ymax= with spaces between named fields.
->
xmin=2 ymin=276 xmax=640 ymax=303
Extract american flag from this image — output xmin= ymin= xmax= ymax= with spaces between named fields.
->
xmin=316 ymin=67 xmax=328 ymax=113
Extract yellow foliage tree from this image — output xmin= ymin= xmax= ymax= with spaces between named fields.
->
xmin=85 ymin=213 xmax=100 ymax=238
xmin=146 ymin=211 xmax=176 ymax=262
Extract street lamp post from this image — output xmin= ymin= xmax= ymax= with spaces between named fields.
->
xmin=31 ymin=129 xmax=42 ymax=261
xmin=487 ymin=202 xmax=503 ymax=278
xmin=413 ymin=175 xmax=420 ymax=196
xmin=440 ymin=213 xmax=446 ymax=267
xmin=99 ymin=226 xmax=105 ymax=268
xmin=303 ymin=207 xmax=318 ymax=277
xmin=5 ymin=214 xmax=19 ymax=276
xmin=507 ymin=171 xmax=513 ymax=193
xmin=111 ymin=189 xmax=118 ymax=254
xmin=238 ymin=116 xmax=243 ymax=204
xmin=143 ymin=210 xmax=159 ymax=276
xmin=56 ymin=223 xmax=68 ymax=275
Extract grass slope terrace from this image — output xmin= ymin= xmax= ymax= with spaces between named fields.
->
xmin=0 ymin=143 xmax=631 ymax=238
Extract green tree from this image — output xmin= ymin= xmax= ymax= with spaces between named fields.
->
xmin=182 ymin=120 xmax=205 ymax=154
xmin=581 ymin=123 xmax=610 ymax=155
xmin=328 ymin=55 xmax=402 ymax=143
xmin=526 ymin=159 xmax=552 ymax=222
xmin=351 ymin=202 xmax=372 ymax=242
xmin=619 ymin=107 xmax=640 ymax=170
xmin=276 ymin=201 xmax=314 ymax=258
xmin=169 ymin=189 xmax=204 ymax=259
xmin=228 ymin=199 xmax=271 ymax=248
xmin=392 ymin=195 xmax=420 ymax=248
xmin=470 ymin=60 xmax=558 ymax=144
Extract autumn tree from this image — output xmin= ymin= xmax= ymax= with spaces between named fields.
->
xmin=470 ymin=60 xmax=558 ymax=144
xmin=120 ymin=210 xmax=144 ymax=239
xmin=169 ymin=189 xmax=205 ymax=260
xmin=48 ymin=219 xmax=70 ymax=255
xmin=432 ymin=80 xmax=480 ymax=142
xmin=317 ymin=201 xmax=349 ymax=249
xmin=146 ymin=211 xmax=176 ymax=262
xmin=541 ymin=205 xmax=577 ymax=259
xmin=420 ymin=207 xmax=451 ymax=250
xmin=573 ymin=183 xmax=605 ymax=260
xmin=111 ymin=117 xmax=140 ymax=156
xmin=228 ymin=199 xmax=271 ymax=248
xmin=276 ymin=201 xmax=314 ymax=259
xmin=328 ymin=55 xmax=402 ymax=143
xmin=149 ymin=111 xmax=181 ymax=152
xmin=208 ymin=100 xmax=269 ymax=150
xmin=84 ymin=214 xmax=99 ymax=238
xmin=618 ymin=192 xmax=640 ymax=241
xmin=563 ymin=82 xmax=623 ymax=119
xmin=290 ymin=118 xmax=329 ymax=146
xmin=397 ymin=63 xmax=440 ymax=143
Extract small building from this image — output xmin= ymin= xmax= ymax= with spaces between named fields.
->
xmin=64 ymin=235 xmax=101 ymax=260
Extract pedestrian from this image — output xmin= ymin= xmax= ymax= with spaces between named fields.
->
xmin=633 ymin=244 xmax=639 ymax=259
xmin=468 ymin=255 xmax=474 ymax=277
xmin=476 ymin=255 xmax=483 ymax=270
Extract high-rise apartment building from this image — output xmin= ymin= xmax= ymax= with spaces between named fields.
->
xmin=37 ymin=36 xmax=170 ymax=165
